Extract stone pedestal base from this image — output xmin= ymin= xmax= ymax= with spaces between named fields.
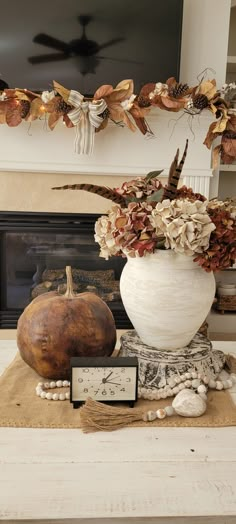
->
xmin=119 ymin=330 xmax=225 ymax=389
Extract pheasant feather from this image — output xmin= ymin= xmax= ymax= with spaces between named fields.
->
xmin=52 ymin=183 xmax=127 ymax=207
xmin=162 ymin=139 xmax=188 ymax=200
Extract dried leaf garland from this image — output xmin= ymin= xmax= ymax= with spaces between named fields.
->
xmin=0 ymin=76 xmax=236 ymax=162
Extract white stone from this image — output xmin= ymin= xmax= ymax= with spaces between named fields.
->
xmin=215 ymin=381 xmax=223 ymax=391
xmin=119 ymin=251 xmax=215 ymax=350
xmin=172 ymin=389 xmax=207 ymax=417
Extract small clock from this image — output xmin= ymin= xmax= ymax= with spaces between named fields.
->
xmin=70 ymin=356 xmax=138 ymax=408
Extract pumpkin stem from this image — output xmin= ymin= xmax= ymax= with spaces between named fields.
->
xmin=64 ymin=266 xmax=76 ymax=298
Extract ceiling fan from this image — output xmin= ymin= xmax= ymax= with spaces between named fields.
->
xmin=28 ymin=15 xmax=125 ymax=75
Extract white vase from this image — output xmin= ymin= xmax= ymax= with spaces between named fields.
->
xmin=120 ymin=250 xmax=216 ymax=350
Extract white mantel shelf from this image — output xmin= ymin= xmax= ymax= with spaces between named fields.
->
xmin=0 ymin=338 xmax=236 ymax=523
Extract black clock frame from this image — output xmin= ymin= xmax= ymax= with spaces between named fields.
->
xmin=70 ymin=356 xmax=139 ymax=409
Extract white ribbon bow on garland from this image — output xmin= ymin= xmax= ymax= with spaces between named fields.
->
xmin=67 ymin=90 xmax=107 ymax=155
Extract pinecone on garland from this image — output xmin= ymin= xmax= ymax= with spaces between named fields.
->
xmin=192 ymin=94 xmax=209 ymax=110
xmin=55 ymin=98 xmax=72 ymax=114
xmin=20 ymin=100 xmax=30 ymax=118
xmin=99 ymin=107 xmax=110 ymax=119
xmin=137 ymin=95 xmax=151 ymax=108
xmin=168 ymin=82 xmax=189 ymax=98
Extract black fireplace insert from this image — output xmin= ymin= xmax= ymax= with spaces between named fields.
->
xmin=0 ymin=211 xmax=132 ymax=329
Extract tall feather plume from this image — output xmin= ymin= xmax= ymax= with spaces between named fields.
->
xmin=52 ymin=183 xmax=127 ymax=207
xmin=162 ymin=139 xmax=189 ymax=200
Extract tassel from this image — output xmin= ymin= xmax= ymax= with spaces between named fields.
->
xmin=79 ymin=398 xmax=144 ymax=433
xmin=162 ymin=139 xmax=189 ymax=200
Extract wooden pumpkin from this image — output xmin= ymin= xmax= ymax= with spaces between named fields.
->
xmin=17 ymin=266 xmax=117 ymax=379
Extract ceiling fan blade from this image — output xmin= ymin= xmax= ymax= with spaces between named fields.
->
xmin=33 ymin=33 xmax=70 ymax=53
xmin=97 ymin=38 xmax=124 ymax=51
xmin=98 ymin=56 xmax=142 ymax=65
xmin=28 ymin=53 xmax=68 ymax=64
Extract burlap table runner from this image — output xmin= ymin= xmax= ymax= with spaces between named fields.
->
xmin=0 ymin=352 xmax=235 ymax=429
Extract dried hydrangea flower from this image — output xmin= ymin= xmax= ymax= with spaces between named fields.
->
xmin=194 ymin=208 xmax=236 ymax=271
xmin=95 ymin=202 xmax=161 ymax=259
xmin=151 ymin=199 xmax=215 ymax=256
xmin=115 ymin=177 xmax=162 ymax=200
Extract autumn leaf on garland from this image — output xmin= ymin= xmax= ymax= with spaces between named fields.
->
xmin=94 ymin=80 xmax=136 ymax=132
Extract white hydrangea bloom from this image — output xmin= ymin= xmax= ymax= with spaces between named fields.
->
xmin=151 ymin=199 xmax=215 ymax=256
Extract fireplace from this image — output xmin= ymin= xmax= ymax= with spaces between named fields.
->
xmin=0 ymin=211 xmax=132 ymax=329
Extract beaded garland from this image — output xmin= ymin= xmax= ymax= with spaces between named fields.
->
xmin=35 ymin=371 xmax=236 ymax=403
xmin=138 ymin=370 xmax=236 ymax=400
xmin=36 ymin=380 xmax=70 ymax=401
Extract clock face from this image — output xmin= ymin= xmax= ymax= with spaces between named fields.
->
xmin=71 ymin=366 xmax=137 ymax=402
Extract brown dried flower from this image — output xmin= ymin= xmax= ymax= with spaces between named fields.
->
xmin=194 ymin=208 xmax=236 ymax=271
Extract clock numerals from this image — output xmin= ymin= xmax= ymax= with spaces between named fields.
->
xmin=78 ymin=378 xmax=83 ymax=383
xmin=83 ymin=388 xmax=88 ymax=393
xmin=102 ymin=390 xmax=107 ymax=396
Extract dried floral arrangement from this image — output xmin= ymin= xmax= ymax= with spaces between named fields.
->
xmin=53 ymin=140 xmax=236 ymax=272
xmin=0 ymin=77 xmax=236 ymax=161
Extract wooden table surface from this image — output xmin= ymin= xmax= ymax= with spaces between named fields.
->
xmin=0 ymin=339 xmax=236 ymax=524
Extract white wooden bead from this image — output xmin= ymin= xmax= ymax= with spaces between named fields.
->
xmin=62 ymin=380 xmax=70 ymax=387
xmin=197 ymin=384 xmax=207 ymax=394
xmin=215 ymin=381 xmax=223 ymax=391
xmin=46 ymin=392 xmax=53 ymax=400
xmin=59 ymin=393 xmax=66 ymax=401
xmin=52 ymin=393 xmax=59 ymax=400
xmin=40 ymin=391 xmax=47 ymax=399
xmin=156 ymin=409 xmax=166 ymax=419
xmin=172 ymin=386 xmax=179 ymax=395
xmin=50 ymin=381 xmax=56 ymax=389
xmin=56 ymin=380 xmax=63 ymax=388
xmin=185 ymin=372 xmax=192 ymax=379
xmin=65 ymin=392 xmax=70 ymax=400
xmin=37 ymin=382 xmax=43 ymax=387
xmin=36 ymin=389 xmax=42 ymax=396
xmin=147 ymin=410 xmax=156 ymax=421
xmin=208 ymin=379 xmax=216 ymax=388
xmin=44 ymin=383 xmax=50 ymax=389
xmin=184 ymin=380 xmax=192 ymax=388
xmin=165 ymin=406 xmax=175 ymax=417
xmin=192 ymin=379 xmax=201 ymax=389
xmin=174 ymin=376 xmax=181 ymax=384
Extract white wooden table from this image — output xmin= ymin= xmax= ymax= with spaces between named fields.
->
xmin=0 ymin=339 xmax=236 ymax=524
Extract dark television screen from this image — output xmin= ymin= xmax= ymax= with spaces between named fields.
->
xmin=0 ymin=0 xmax=183 ymax=96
